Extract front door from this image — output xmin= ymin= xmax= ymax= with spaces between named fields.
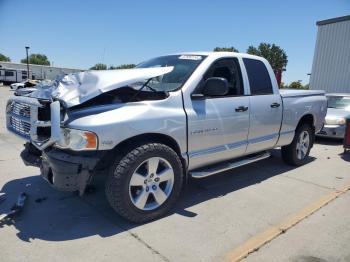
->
xmin=185 ymin=58 xmax=250 ymax=170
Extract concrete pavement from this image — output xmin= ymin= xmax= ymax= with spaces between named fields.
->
xmin=245 ymin=191 xmax=350 ymax=262
xmin=0 ymin=86 xmax=349 ymax=262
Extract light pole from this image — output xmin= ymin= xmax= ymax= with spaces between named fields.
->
xmin=25 ymin=46 xmax=30 ymax=80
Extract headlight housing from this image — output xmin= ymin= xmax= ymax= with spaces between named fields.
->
xmin=336 ymin=118 xmax=346 ymax=125
xmin=325 ymin=117 xmax=346 ymax=125
xmin=55 ymin=128 xmax=98 ymax=151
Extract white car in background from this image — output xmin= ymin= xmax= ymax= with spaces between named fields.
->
xmin=10 ymin=80 xmax=40 ymax=90
xmin=10 ymin=81 xmax=25 ymax=90
xmin=12 ymin=79 xmax=53 ymax=96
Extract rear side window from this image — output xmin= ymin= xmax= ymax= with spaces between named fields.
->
xmin=243 ymin=58 xmax=273 ymax=95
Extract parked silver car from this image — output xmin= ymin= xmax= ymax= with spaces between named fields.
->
xmin=317 ymin=93 xmax=350 ymax=139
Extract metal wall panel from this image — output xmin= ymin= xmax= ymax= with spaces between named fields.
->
xmin=310 ymin=20 xmax=350 ymax=93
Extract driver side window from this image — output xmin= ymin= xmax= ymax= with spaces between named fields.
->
xmin=203 ymin=58 xmax=244 ymax=96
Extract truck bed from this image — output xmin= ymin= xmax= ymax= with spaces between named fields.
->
xmin=279 ymin=89 xmax=325 ymax=98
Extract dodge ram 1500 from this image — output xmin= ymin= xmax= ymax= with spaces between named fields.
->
xmin=6 ymin=52 xmax=327 ymax=223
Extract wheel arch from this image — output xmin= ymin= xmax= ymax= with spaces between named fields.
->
xmin=296 ymin=113 xmax=315 ymax=145
xmin=116 ymin=133 xmax=183 ymax=155
xmin=97 ymin=133 xmax=188 ymax=178
xmin=297 ymin=114 xmax=315 ymax=129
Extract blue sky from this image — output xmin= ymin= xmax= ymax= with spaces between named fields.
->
xmin=0 ymin=0 xmax=349 ymax=84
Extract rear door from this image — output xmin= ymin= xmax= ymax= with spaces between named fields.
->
xmin=243 ymin=58 xmax=283 ymax=154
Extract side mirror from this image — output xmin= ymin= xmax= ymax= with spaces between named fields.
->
xmin=202 ymin=77 xmax=229 ymax=97
xmin=191 ymin=77 xmax=229 ymax=100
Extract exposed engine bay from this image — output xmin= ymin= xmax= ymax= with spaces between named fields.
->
xmin=70 ymin=86 xmax=168 ymax=110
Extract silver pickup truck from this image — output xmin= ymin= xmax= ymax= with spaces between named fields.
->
xmin=6 ymin=52 xmax=327 ymax=223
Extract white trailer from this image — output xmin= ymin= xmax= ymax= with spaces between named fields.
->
xmin=0 ymin=61 xmax=83 ymax=84
xmin=0 ymin=68 xmax=33 ymax=84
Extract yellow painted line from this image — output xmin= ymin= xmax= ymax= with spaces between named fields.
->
xmin=225 ymin=180 xmax=350 ymax=262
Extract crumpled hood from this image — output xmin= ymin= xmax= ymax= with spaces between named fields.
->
xmin=29 ymin=66 xmax=173 ymax=108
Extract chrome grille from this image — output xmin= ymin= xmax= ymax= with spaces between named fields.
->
xmin=8 ymin=101 xmax=32 ymax=139
xmin=9 ymin=116 xmax=31 ymax=138
xmin=11 ymin=102 xmax=31 ymax=118
xmin=6 ymin=98 xmax=60 ymax=150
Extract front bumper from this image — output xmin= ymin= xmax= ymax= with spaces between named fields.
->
xmin=317 ymin=124 xmax=345 ymax=139
xmin=21 ymin=144 xmax=102 ymax=195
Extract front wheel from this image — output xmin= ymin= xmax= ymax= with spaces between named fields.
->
xmin=105 ymin=143 xmax=183 ymax=223
xmin=281 ymin=124 xmax=313 ymax=166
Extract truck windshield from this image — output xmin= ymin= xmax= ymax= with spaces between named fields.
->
xmin=327 ymin=96 xmax=350 ymax=109
xmin=134 ymin=55 xmax=206 ymax=92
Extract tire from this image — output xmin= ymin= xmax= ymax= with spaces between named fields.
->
xmin=105 ymin=143 xmax=183 ymax=223
xmin=281 ymin=124 xmax=313 ymax=166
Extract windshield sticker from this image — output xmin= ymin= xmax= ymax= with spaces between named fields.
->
xmin=179 ymin=55 xmax=202 ymax=60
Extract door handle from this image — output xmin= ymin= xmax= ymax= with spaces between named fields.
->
xmin=235 ymin=106 xmax=249 ymax=112
xmin=270 ymin=102 xmax=281 ymax=108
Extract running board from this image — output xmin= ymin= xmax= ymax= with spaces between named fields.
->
xmin=190 ymin=152 xmax=271 ymax=178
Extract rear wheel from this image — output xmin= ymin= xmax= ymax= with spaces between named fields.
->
xmin=281 ymin=124 xmax=313 ymax=166
xmin=105 ymin=143 xmax=183 ymax=223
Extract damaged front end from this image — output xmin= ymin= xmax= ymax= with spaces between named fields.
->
xmin=6 ymin=96 xmax=101 ymax=195
xmin=6 ymin=67 xmax=174 ymax=195
xmin=5 ymin=96 xmax=95 ymax=194
xmin=6 ymin=66 xmax=174 ymax=149
xmin=20 ymin=143 xmax=102 ymax=195
xmin=40 ymin=148 xmax=101 ymax=195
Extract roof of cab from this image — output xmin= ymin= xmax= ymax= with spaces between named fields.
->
xmin=172 ymin=51 xmax=264 ymax=60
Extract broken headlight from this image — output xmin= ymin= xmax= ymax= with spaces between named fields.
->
xmin=55 ymin=128 xmax=98 ymax=151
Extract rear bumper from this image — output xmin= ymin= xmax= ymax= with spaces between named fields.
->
xmin=21 ymin=144 xmax=103 ymax=195
xmin=317 ymin=124 xmax=345 ymax=139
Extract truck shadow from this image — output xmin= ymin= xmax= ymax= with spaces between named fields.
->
xmin=340 ymin=151 xmax=350 ymax=162
xmin=0 ymin=149 xmax=315 ymax=242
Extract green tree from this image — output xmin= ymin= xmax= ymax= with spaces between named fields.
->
xmin=289 ymin=81 xmax=304 ymax=89
xmin=21 ymin=54 xmax=50 ymax=65
xmin=0 ymin=53 xmax=11 ymax=62
xmin=213 ymin=47 xmax=239 ymax=52
xmin=246 ymin=43 xmax=288 ymax=71
xmin=279 ymin=82 xmax=287 ymax=89
xmin=90 ymin=63 xmax=107 ymax=70
xmin=109 ymin=64 xmax=136 ymax=70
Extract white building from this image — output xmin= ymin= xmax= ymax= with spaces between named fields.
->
xmin=0 ymin=61 xmax=84 ymax=84
xmin=310 ymin=15 xmax=350 ymax=93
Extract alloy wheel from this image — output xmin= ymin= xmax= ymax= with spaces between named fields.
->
xmin=296 ymin=130 xmax=310 ymax=160
xmin=129 ymin=157 xmax=174 ymax=211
